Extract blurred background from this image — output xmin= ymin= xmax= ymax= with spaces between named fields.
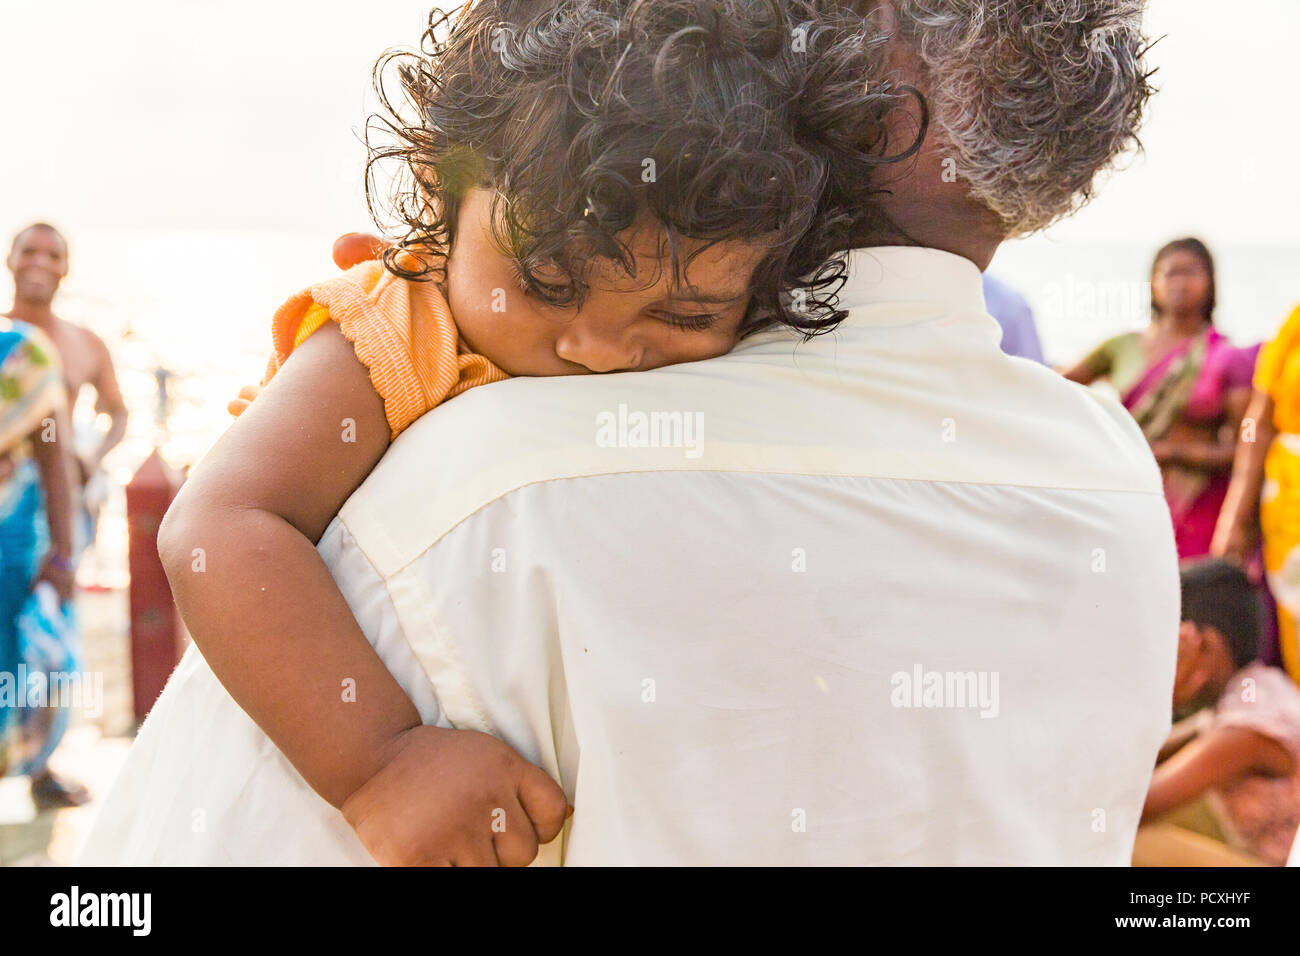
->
xmin=0 ymin=0 xmax=1297 ymax=863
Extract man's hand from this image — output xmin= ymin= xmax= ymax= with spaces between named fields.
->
xmin=340 ymin=724 xmax=571 ymax=866
xmin=228 ymin=233 xmax=389 ymax=419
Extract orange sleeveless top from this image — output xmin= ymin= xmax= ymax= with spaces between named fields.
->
xmin=264 ymin=260 xmax=508 ymax=441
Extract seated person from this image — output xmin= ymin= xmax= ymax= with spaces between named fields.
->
xmin=1137 ymin=557 xmax=1300 ymax=865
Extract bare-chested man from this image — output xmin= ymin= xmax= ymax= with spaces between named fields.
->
xmin=4 ymin=222 xmax=128 ymax=808
xmin=6 ymin=224 xmax=128 ymax=493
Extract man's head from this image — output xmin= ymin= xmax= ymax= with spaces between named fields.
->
xmin=1174 ymin=558 xmax=1261 ymax=713
xmin=843 ymin=0 xmax=1154 ymax=259
xmin=7 ymin=223 xmax=69 ymax=307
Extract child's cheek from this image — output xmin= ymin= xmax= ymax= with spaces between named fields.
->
xmin=446 ymin=274 xmax=499 ymax=359
xmin=669 ymin=329 xmax=741 ymax=366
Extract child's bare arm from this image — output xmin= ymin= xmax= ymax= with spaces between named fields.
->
xmin=160 ymin=321 xmax=569 ymax=863
xmin=1142 ymin=725 xmax=1294 ymax=821
xmin=1155 ymin=710 xmax=1210 ymax=764
xmin=158 ymin=322 xmax=418 ymax=809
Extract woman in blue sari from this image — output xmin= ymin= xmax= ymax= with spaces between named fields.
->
xmin=0 ymin=317 xmax=79 ymax=804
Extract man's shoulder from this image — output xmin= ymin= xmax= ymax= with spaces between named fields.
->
xmin=64 ymin=319 xmax=111 ymax=356
xmin=335 ymin=364 xmax=736 ymax=575
xmin=336 ymin=329 xmax=1164 ymax=579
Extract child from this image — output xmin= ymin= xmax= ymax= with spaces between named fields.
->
xmin=81 ymin=0 xmax=911 ymax=865
xmin=1138 ymin=558 xmax=1300 ymax=865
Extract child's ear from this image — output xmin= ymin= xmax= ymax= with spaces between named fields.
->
xmin=1178 ymin=621 xmax=1214 ymax=698
xmin=1188 ymin=623 xmax=1238 ymax=700
xmin=1202 ymin=625 xmax=1237 ymax=671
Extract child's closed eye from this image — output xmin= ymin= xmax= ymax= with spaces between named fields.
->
xmin=649 ymin=310 xmax=720 ymax=332
xmin=509 ymin=261 xmax=572 ymax=298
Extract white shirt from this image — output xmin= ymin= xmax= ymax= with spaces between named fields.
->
xmin=79 ymin=246 xmax=1179 ymax=866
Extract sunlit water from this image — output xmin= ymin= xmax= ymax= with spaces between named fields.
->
xmin=43 ymin=228 xmax=1300 ymax=584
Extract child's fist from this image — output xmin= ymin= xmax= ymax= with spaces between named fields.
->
xmin=332 ymin=233 xmax=388 ymax=271
xmin=226 ymin=384 xmax=262 ymax=418
xmin=340 ymin=724 xmax=571 ymax=866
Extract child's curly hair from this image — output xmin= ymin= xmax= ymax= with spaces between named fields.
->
xmin=366 ymin=0 xmax=923 ymax=337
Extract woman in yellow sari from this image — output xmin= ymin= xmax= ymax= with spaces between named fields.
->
xmin=1214 ymin=303 xmax=1300 ymax=682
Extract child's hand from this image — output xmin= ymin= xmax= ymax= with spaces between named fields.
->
xmin=229 ymin=234 xmax=388 ymax=420
xmin=333 ymin=232 xmax=388 ymax=270
xmin=340 ymin=724 xmax=571 ymax=866
xmin=226 ymin=384 xmax=262 ymax=418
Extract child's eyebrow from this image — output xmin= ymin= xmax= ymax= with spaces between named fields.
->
xmin=666 ymin=287 xmax=750 ymax=306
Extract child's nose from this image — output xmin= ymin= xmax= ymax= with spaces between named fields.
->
xmin=555 ymin=323 xmax=641 ymax=373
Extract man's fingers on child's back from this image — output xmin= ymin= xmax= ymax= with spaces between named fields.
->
xmin=516 ymin=764 xmax=569 ymax=844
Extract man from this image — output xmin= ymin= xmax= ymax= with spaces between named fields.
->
xmin=4 ymin=223 xmax=127 ymax=808
xmin=88 ymin=0 xmax=1175 ymax=865
xmin=307 ymin=0 xmax=1170 ymax=864
xmin=6 ymin=224 xmax=128 ymax=524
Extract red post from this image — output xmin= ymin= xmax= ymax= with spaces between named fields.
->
xmin=125 ymin=450 xmax=187 ymax=724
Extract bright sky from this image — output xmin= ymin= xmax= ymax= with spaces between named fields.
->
xmin=0 ymin=0 xmax=437 ymax=236
xmin=1 ymin=0 xmax=1297 ymax=244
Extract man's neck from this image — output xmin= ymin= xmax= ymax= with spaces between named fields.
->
xmin=848 ymin=21 xmax=1008 ymax=273
xmin=847 ymin=190 xmax=1006 ymax=273
xmin=6 ymin=298 xmax=58 ymax=333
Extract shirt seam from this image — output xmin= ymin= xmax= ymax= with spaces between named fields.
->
xmin=350 ymin=466 xmax=1169 ymax=581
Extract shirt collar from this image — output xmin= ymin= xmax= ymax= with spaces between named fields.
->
xmin=837 ymin=246 xmax=986 ymax=313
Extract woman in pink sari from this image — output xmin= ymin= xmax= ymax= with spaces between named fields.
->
xmin=1063 ymin=238 xmax=1257 ymax=559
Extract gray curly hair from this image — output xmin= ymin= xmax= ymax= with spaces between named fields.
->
xmin=888 ymin=0 xmax=1155 ymax=235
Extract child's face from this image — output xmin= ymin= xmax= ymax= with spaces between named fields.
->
xmin=445 ymin=189 xmax=767 ymax=376
xmin=1172 ymin=619 xmax=1229 ymax=712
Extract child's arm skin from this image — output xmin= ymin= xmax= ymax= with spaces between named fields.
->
xmin=1141 ymin=725 xmax=1294 ymax=821
xmin=1155 ymin=711 xmax=1210 ymax=765
xmin=158 ymin=321 xmax=568 ymax=865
